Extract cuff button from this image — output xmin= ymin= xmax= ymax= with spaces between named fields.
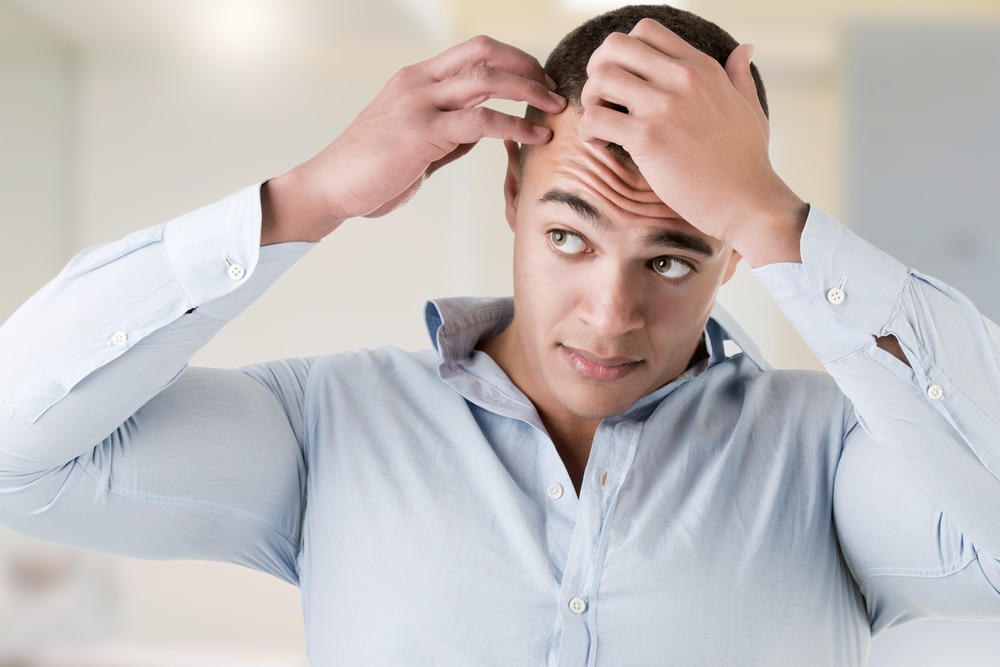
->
xmin=227 ymin=263 xmax=246 ymax=281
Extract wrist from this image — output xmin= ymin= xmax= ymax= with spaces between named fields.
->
xmin=731 ymin=193 xmax=808 ymax=268
xmin=260 ymin=168 xmax=345 ymax=246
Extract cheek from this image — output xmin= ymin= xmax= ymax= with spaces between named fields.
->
xmin=513 ymin=246 xmax=581 ymax=339
xmin=513 ymin=239 xmax=554 ymax=303
xmin=647 ymin=276 xmax=726 ymax=335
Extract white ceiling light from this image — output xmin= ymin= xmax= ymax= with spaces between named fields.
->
xmin=194 ymin=0 xmax=288 ymax=64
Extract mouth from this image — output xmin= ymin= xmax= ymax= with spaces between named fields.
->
xmin=561 ymin=345 xmax=642 ymax=381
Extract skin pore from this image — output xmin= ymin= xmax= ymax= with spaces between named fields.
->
xmin=479 ymin=110 xmax=741 ymax=491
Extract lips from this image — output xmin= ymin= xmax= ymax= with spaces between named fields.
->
xmin=562 ymin=345 xmax=641 ymax=381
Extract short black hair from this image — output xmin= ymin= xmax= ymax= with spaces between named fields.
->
xmin=544 ymin=4 xmax=767 ymax=116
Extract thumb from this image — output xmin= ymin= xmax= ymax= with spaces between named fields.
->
xmin=725 ymin=43 xmax=769 ymax=136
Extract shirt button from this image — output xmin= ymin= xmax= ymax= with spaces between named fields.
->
xmin=926 ymin=383 xmax=944 ymax=401
xmin=547 ymin=483 xmax=564 ymax=500
xmin=826 ymin=287 xmax=846 ymax=305
xmin=568 ymin=597 xmax=587 ymax=615
xmin=110 ymin=331 xmax=128 ymax=347
xmin=228 ymin=263 xmax=246 ymax=281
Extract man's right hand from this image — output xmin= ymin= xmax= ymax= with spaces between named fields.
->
xmin=261 ymin=36 xmax=566 ymax=245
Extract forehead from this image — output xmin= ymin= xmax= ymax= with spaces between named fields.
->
xmin=520 ymin=111 xmax=719 ymax=247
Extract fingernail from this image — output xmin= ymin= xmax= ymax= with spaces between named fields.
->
xmin=549 ymin=90 xmax=566 ymax=107
xmin=545 ymin=74 xmax=558 ymax=90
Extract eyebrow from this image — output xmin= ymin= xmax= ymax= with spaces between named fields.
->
xmin=538 ymin=189 xmax=717 ymax=257
xmin=539 ymin=189 xmax=604 ymax=226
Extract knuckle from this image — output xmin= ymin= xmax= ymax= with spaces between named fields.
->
xmin=469 ymin=105 xmax=493 ymax=125
xmin=390 ymin=64 xmax=418 ymax=87
xmin=466 ymin=34 xmax=496 ymax=55
xmin=469 ymin=64 xmax=496 ymax=84
xmin=631 ymin=17 xmax=660 ymax=36
xmin=603 ymin=31 xmax=630 ymax=49
xmin=636 ymin=118 xmax=659 ymax=143
xmin=586 ymin=59 xmax=611 ymax=81
xmin=675 ymin=64 xmax=699 ymax=90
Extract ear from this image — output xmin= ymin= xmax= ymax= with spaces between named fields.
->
xmin=721 ymin=248 xmax=742 ymax=284
xmin=503 ymin=140 xmax=522 ymax=232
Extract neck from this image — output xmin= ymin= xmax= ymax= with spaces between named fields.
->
xmin=478 ymin=329 xmax=601 ymax=495
xmin=539 ymin=412 xmax=599 ymax=495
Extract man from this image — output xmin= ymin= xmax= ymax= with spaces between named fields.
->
xmin=1 ymin=4 xmax=999 ymax=665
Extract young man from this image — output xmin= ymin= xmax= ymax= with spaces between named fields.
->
xmin=2 ymin=4 xmax=999 ymax=665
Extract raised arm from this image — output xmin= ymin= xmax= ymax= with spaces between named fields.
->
xmin=0 ymin=36 xmax=565 ymax=578
xmin=576 ymin=18 xmax=1000 ymax=626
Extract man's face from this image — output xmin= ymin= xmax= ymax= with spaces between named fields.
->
xmin=494 ymin=110 xmax=741 ymax=427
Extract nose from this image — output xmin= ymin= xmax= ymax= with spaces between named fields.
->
xmin=578 ymin=263 xmax=645 ymax=338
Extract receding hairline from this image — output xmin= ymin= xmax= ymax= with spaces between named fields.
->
xmin=518 ymin=104 xmax=635 ymax=174
xmin=517 ymin=4 xmax=770 ymax=172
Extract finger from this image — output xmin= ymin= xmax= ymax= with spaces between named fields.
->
xmin=580 ymin=63 xmax=648 ymax=113
xmin=587 ymin=30 xmax=681 ymax=85
xmin=438 ymin=106 xmax=553 ymax=146
xmin=577 ymin=103 xmax=632 ymax=149
xmin=724 ymin=43 xmax=769 ymax=135
xmin=627 ymin=17 xmax=704 ymax=61
xmin=432 ymin=65 xmax=566 ymax=114
xmin=424 ymin=35 xmax=555 ymax=90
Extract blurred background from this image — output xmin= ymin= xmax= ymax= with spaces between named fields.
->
xmin=1 ymin=0 xmax=999 ymax=664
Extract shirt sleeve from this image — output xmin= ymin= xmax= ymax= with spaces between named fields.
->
xmin=0 ymin=184 xmax=315 ymax=585
xmin=753 ymin=206 xmax=1000 ymax=632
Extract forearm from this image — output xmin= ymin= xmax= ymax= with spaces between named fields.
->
xmin=0 ymin=184 xmax=311 ymax=471
xmin=0 ymin=186 xmax=312 ymax=578
xmin=755 ymin=206 xmax=1000 ymax=549
xmin=755 ymin=207 xmax=1000 ymax=624
xmin=754 ymin=206 xmax=1000 ymax=464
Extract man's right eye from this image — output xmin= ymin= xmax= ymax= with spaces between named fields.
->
xmin=549 ymin=230 xmax=587 ymax=255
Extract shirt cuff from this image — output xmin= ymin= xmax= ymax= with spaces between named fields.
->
xmin=4 ymin=184 xmax=313 ymax=423
xmin=752 ymin=206 xmax=910 ymax=363
xmin=164 ymin=183 xmax=314 ymax=320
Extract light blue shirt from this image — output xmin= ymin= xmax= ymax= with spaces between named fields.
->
xmin=1 ymin=184 xmax=999 ymax=665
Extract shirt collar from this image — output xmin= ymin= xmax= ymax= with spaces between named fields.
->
xmin=424 ymin=296 xmax=770 ymax=372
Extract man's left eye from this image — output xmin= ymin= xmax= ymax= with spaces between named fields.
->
xmin=651 ymin=256 xmax=693 ymax=279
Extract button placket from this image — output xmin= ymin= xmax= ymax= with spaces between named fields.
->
xmin=926 ymin=383 xmax=944 ymax=401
